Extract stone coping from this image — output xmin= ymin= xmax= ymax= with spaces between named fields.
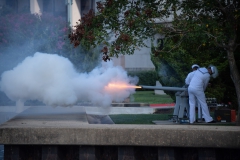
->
xmin=111 ymin=103 xmax=149 ymax=107
xmin=0 ymin=124 xmax=240 ymax=148
xmin=0 ymin=105 xmax=240 ymax=148
xmin=85 ymin=106 xmax=155 ymax=115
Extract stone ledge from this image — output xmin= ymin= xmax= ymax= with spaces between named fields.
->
xmin=85 ymin=107 xmax=155 ymax=115
xmin=111 ymin=103 xmax=149 ymax=107
xmin=1 ymin=125 xmax=240 ymax=148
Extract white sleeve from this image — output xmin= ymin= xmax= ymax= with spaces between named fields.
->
xmin=185 ymin=73 xmax=191 ymax=85
xmin=185 ymin=72 xmax=193 ymax=85
xmin=203 ymin=76 xmax=210 ymax=91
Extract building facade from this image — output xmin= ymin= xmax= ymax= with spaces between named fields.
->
xmin=0 ymin=0 xmax=155 ymax=71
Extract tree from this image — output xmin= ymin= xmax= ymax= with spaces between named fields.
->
xmin=167 ymin=0 xmax=240 ymax=124
xmin=68 ymin=0 xmax=240 ymax=125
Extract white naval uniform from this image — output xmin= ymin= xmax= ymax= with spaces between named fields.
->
xmin=188 ymin=68 xmax=213 ymax=123
xmin=185 ymin=71 xmax=196 ymax=85
xmin=185 ymin=70 xmax=203 ymax=119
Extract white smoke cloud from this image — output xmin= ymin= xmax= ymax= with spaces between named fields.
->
xmin=0 ymin=52 xmax=138 ymax=106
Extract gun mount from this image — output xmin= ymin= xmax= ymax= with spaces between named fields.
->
xmin=140 ymin=85 xmax=189 ymax=123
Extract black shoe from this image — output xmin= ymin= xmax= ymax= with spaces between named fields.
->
xmin=208 ymin=120 xmax=216 ymax=123
xmin=196 ymin=118 xmax=205 ymax=123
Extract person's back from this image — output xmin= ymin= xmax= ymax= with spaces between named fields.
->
xmin=185 ymin=64 xmax=199 ymax=85
xmin=189 ymin=68 xmax=210 ymax=91
xmin=185 ymin=71 xmax=195 ymax=85
xmin=188 ymin=66 xmax=217 ymax=123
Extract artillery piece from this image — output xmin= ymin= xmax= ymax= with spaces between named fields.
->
xmin=140 ymin=85 xmax=189 ymax=123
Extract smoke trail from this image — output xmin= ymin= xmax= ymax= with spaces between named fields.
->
xmin=0 ymin=52 xmax=138 ymax=106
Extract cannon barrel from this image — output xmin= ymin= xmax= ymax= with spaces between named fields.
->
xmin=140 ymin=85 xmax=187 ymax=92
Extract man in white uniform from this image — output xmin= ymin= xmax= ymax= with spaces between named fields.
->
xmin=185 ymin=64 xmax=203 ymax=121
xmin=188 ymin=66 xmax=217 ymax=123
xmin=185 ymin=64 xmax=200 ymax=86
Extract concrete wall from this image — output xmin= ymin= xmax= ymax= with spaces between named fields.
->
xmin=110 ymin=38 xmax=155 ymax=71
xmin=111 ymin=34 xmax=165 ymax=71
xmin=71 ymin=0 xmax=81 ymax=27
xmin=30 ymin=0 xmax=41 ymax=14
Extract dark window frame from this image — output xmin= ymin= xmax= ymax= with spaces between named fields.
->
xmin=6 ymin=0 xmax=18 ymax=12
xmin=80 ymin=0 xmax=94 ymax=16
xmin=42 ymin=0 xmax=66 ymax=17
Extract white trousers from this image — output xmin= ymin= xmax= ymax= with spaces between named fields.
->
xmin=188 ymin=87 xmax=213 ymax=123
xmin=195 ymin=99 xmax=203 ymax=119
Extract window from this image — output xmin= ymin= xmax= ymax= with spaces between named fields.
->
xmin=5 ymin=0 xmax=30 ymax=13
xmin=157 ymin=38 xmax=164 ymax=50
xmin=6 ymin=0 xmax=18 ymax=12
xmin=42 ymin=0 xmax=66 ymax=17
xmin=43 ymin=0 xmax=53 ymax=13
xmin=80 ymin=0 xmax=94 ymax=16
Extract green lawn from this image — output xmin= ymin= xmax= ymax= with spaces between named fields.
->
xmin=111 ymin=91 xmax=236 ymax=126
xmin=109 ymin=91 xmax=174 ymax=124
xmin=131 ymin=91 xmax=174 ymax=104
xmin=109 ymin=113 xmax=236 ymax=125
xmin=111 ymin=91 xmax=174 ymax=124
xmin=109 ymin=114 xmax=170 ymax=124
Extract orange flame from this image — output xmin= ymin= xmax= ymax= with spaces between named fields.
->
xmin=105 ymin=83 xmax=141 ymax=89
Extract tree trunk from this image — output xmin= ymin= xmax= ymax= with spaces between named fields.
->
xmin=227 ymin=41 xmax=240 ymax=125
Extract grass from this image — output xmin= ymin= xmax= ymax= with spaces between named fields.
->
xmin=111 ymin=91 xmax=236 ymax=125
xmin=109 ymin=114 xmax=170 ymax=124
xmin=131 ymin=91 xmax=174 ymax=104
xmin=110 ymin=91 xmax=174 ymax=124
xmin=109 ymin=113 xmax=237 ymax=125
xmin=109 ymin=91 xmax=174 ymax=124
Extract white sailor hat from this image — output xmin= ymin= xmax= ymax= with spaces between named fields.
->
xmin=191 ymin=64 xmax=200 ymax=69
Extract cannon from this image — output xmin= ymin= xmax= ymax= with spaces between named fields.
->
xmin=140 ymin=85 xmax=187 ymax=92
xmin=140 ymin=85 xmax=189 ymax=123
